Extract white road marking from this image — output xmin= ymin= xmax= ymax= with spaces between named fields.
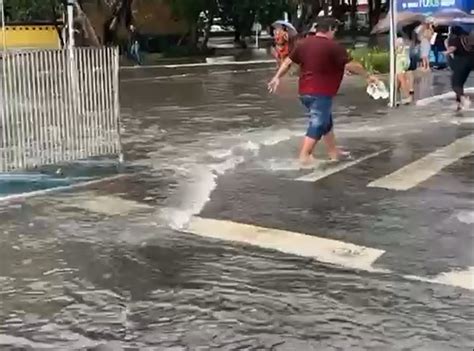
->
xmin=120 ymin=59 xmax=274 ymax=70
xmin=184 ymin=217 xmax=386 ymax=272
xmin=185 ymin=218 xmax=474 ymax=290
xmin=0 ymin=174 xmax=131 ymax=204
xmin=416 ymin=87 xmax=474 ymax=106
xmin=405 ymin=267 xmax=474 ymax=291
xmin=59 ymin=194 xmax=152 ymax=216
xmin=296 ymin=149 xmax=390 ymax=182
xmin=368 ymin=134 xmax=474 ymax=191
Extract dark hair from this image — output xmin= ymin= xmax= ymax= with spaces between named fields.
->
xmin=451 ymin=26 xmax=468 ymax=36
xmin=315 ymin=17 xmax=340 ymax=33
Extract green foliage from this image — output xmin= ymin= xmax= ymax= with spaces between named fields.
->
xmin=4 ymin=0 xmax=62 ymax=22
xmin=349 ymin=47 xmax=390 ymax=74
xmin=165 ymin=0 xmax=217 ymax=24
xmin=219 ymin=0 xmax=290 ymax=34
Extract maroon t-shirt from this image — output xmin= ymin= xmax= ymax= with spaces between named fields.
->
xmin=289 ymin=36 xmax=350 ymax=96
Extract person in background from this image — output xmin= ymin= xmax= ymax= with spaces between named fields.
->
xmin=129 ymin=25 xmax=142 ymax=66
xmin=446 ymin=26 xmax=474 ymax=111
xmin=396 ymin=37 xmax=412 ymax=104
xmin=431 ymin=26 xmax=448 ymax=69
xmin=419 ymin=21 xmax=434 ymax=70
xmin=272 ymin=26 xmax=290 ymax=68
xmin=402 ymin=25 xmax=419 ymax=96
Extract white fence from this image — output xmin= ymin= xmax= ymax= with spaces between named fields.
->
xmin=0 ymin=47 xmax=122 ymax=172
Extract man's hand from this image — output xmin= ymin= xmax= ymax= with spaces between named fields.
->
xmin=267 ymin=57 xmax=293 ymax=94
xmin=268 ymin=77 xmax=280 ymax=94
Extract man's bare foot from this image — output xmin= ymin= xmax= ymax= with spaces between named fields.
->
xmin=299 ymin=154 xmax=316 ymax=166
xmin=328 ymin=150 xmax=351 ymax=161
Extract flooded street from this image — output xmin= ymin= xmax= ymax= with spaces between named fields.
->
xmin=0 ymin=63 xmax=473 ymax=350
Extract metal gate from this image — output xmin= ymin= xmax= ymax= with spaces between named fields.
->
xmin=0 ymin=47 xmax=122 ymax=172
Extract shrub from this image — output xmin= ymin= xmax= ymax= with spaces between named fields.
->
xmin=349 ymin=47 xmax=390 ymax=74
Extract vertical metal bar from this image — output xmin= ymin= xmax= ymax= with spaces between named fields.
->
xmin=5 ymin=52 xmax=14 ymax=170
xmin=95 ymin=48 xmax=103 ymax=156
xmin=91 ymin=48 xmax=99 ymax=157
xmin=56 ymin=49 xmax=66 ymax=161
xmin=44 ymin=50 xmax=52 ymax=165
xmin=113 ymin=47 xmax=123 ymax=162
xmin=75 ymin=48 xmax=83 ymax=160
xmin=1 ymin=2 xmax=7 ymax=171
xmin=84 ymin=47 xmax=93 ymax=158
xmin=101 ymin=47 xmax=109 ymax=155
xmin=25 ymin=51 xmax=34 ymax=166
xmin=81 ymin=48 xmax=88 ymax=159
xmin=10 ymin=52 xmax=21 ymax=169
xmin=18 ymin=52 xmax=28 ymax=168
xmin=62 ymin=49 xmax=72 ymax=161
xmin=389 ymin=0 xmax=397 ymax=108
xmin=36 ymin=51 xmax=44 ymax=165
xmin=3 ymin=52 xmax=12 ymax=170
xmin=30 ymin=51 xmax=39 ymax=166
xmin=70 ymin=48 xmax=79 ymax=161
xmin=104 ymin=47 xmax=113 ymax=155
xmin=49 ymin=49 xmax=58 ymax=165
xmin=1 ymin=53 xmax=8 ymax=171
xmin=51 ymin=49 xmax=61 ymax=164
xmin=39 ymin=50 xmax=49 ymax=166
xmin=99 ymin=47 xmax=107 ymax=156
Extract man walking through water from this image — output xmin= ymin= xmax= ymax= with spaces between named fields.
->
xmin=268 ymin=17 xmax=377 ymax=164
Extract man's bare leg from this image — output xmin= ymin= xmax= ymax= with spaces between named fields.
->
xmin=322 ymin=130 xmax=342 ymax=160
xmin=299 ymin=136 xmax=318 ymax=164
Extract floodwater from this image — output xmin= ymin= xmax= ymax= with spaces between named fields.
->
xmin=0 ymin=63 xmax=473 ymax=350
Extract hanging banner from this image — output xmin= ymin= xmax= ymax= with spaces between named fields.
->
xmin=398 ymin=0 xmax=472 ymax=13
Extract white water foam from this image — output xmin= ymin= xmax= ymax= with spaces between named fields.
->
xmin=262 ymin=158 xmax=329 ymax=171
xmin=159 ymin=128 xmax=300 ymax=229
xmin=455 ymin=210 xmax=474 ymax=224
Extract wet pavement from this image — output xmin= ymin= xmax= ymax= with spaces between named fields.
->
xmin=0 ymin=64 xmax=473 ymax=350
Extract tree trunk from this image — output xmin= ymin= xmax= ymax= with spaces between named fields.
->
xmin=373 ymin=0 xmax=382 ymax=29
xmin=189 ymin=23 xmax=199 ymax=48
xmin=350 ymin=0 xmax=357 ymax=33
xmin=50 ymin=0 xmax=64 ymax=48
xmin=368 ymin=0 xmax=374 ymax=29
xmin=74 ymin=1 xmax=102 ymax=46
xmin=323 ymin=0 xmax=329 ymax=16
xmin=304 ymin=1 xmax=323 ymax=31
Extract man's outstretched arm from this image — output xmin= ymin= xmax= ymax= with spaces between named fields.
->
xmin=268 ymin=57 xmax=293 ymax=93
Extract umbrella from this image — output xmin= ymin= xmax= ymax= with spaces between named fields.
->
xmin=432 ymin=8 xmax=470 ymax=25
xmin=371 ymin=12 xmax=426 ymax=34
xmin=447 ymin=16 xmax=474 ymax=32
xmin=272 ymin=20 xmax=298 ymax=36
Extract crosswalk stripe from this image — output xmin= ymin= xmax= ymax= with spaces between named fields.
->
xmin=368 ymin=134 xmax=474 ymax=191
xmin=184 ymin=217 xmax=473 ymax=290
xmin=296 ymin=149 xmax=390 ymax=182
xmin=184 ymin=217 xmax=385 ymax=272
xmin=404 ymin=267 xmax=474 ymax=291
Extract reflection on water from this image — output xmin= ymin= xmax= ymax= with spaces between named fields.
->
xmin=0 ymin=66 xmax=472 ymax=350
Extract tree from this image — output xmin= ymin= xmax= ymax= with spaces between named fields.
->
xmin=4 ymin=0 xmax=62 ymax=22
xmin=101 ymin=0 xmax=135 ymax=46
xmin=165 ymin=0 xmax=217 ymax=48
xmin=219 ymin=0 xmax=289 ymax=47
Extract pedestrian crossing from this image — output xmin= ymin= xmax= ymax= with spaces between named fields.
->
xmin=368 ymin=134 xmax=474 ymax=191
xmin=297 ymin=134 xmax=474 ymax=191
xmin=183 ymin=134 xmax=474 ymax=291
xmin=296 ymin=149 xmax=390 ymax=182
xmin=184 ymin=217 xmax=474 ymax=291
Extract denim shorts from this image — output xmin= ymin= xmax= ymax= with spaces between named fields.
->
xmin=300 ymin=95 xmax=334 ymax=140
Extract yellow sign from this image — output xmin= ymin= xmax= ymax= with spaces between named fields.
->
xmin=1 ymin=25 xmax=61 ymax=50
